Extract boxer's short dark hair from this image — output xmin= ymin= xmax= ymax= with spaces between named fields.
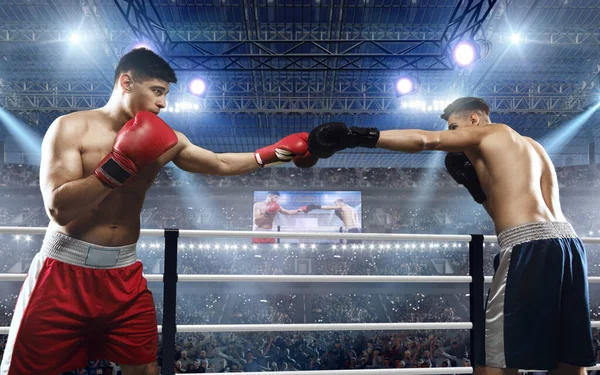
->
xmin=268 ymin=191 xmax=280 ymax=196
xmin=114 ymin=48 xmax=177 ymax=84
xmin=441 ymin=97 xmax=490 ymax=120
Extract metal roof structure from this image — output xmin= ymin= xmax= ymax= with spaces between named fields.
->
xmin=0 ymin=0 xmax=599 ymax=167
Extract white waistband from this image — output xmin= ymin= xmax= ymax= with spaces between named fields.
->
xmin=497 ymin=221 xmax=577 ymax=250
xmin=41 ymin=230 xmax=138 ymax=268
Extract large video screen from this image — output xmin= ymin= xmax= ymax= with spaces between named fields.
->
xmin=252 ymin=191 xmax=362 ymax=243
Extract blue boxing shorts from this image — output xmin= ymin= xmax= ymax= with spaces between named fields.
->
xmin=482 ymin=221 xmax=595 ymax=370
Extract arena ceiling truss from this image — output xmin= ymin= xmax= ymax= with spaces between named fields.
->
xmin=0 ymin=0 xmax=599 ymax=166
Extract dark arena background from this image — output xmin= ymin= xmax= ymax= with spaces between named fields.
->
xmin=0 ymin=1 xmax=600 ymax=374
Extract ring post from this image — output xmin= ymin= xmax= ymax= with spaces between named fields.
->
xmin=469 ymin=234 xmax=485 ymax=366
xmin=162 ymin=228 xmax=179 ymax=375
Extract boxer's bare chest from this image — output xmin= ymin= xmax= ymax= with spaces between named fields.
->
xmin=79 ymin=121 xmax=171 ymax=206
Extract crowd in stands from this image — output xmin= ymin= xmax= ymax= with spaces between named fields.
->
xmin=0 ymin=163 xmax=599 ymax=371
xmin=1 ymin=163 xmax=600 ymax=190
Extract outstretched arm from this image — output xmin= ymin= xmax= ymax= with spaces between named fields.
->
xmin=308 ymin=122 xmax=503 ymax=157
xmin=172 ymin=132 xmax=316 ymax=175
xmin=376 ymin=126 xmax=490 ymax=153
xmin=172 ymin=133 xmax=259 ymax=176
xmin=279 ymin=207 xmax=301 ymax=215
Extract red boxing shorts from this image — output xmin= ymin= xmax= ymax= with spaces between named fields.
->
xmin=251 ymin=237 xmax=276 ymax=244
xmin=1 ymin=230 xmax=157 ymax=375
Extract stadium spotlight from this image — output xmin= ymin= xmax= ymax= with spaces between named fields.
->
xmin=453 ymin=41 xmax=477 ymax=67
xmin=189 ymin=78 xmax=207 ymax=97
xmin=510 ymin=33 xmax=521 ymax=44
xmin=395 ymin=76 xmax=418 ymax=97
xmin=133 ymin=42 xmax=152 ymax=50
xmin=69 ymin=33 xmax=81 ymax=44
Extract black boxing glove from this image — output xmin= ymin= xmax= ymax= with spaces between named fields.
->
xmin=445 ymin=152 xmax=487 ymax=204
xmin=306 ymin=204 xmax=322 ymax=212
xmin=334 ymin=209 xmax=344 ymax=221
xmin=308 ymin=122 xmax=380 ymax=159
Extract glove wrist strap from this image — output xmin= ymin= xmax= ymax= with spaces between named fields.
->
xmin=350 ymin=127 xmax=380 ymax=148
xmin=94 ymin=153 xmax=134 ymax=189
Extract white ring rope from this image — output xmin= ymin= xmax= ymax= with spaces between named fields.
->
xmin=3 ymin=226 xmax=600 ymax=244
xmin=0 ymin=322 xmax=471 ymax=335
xmin=168 ymin=322 xmax=474 ymax=333
xmin=173 ymin=275 xmax=472 ymax=283
xmin=234 ymin=369 xmax=475 ymax=375
xmin=0 ymin=226 xmax=472 ymax=241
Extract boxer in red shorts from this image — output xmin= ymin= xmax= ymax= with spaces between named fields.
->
xmin=0 ymin=48 xmax=317 ymax=375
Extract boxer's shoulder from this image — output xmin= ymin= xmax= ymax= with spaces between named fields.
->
xmin=49 ymin=110 xmax=103 ymax=134
xmin=44 ymin=111 xmax=92 ymax=147
xmin=478 ymin=123 xmax=519 ymax=146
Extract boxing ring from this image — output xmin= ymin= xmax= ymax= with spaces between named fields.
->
xmin=0 ymin=227 xmax=598 ymax=375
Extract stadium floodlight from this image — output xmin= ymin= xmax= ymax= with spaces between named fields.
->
xmin=395 ymin=77 xmax=418 ymax=97
xmin=189 ymin=79 xmax=207 ymax=97
xmin=453 ymin=41 xmax=477 ymax=67
xmin=70 ymin=33 xmax=81 ymax=44
xmin=510 ymin=33 xmax=521 ymax=44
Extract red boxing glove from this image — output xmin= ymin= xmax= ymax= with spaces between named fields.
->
xmin=94 ymin=112 xmax=178 ymax=188
xmin=265 ymin=202 xmax=281 ymax=217
xmin=255 ymin=132 xmax=311 ymax=167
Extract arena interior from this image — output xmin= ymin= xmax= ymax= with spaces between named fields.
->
xmin=0 ymin=0 xmax=600 ymax=374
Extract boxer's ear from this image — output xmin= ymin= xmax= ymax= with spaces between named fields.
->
xmin=119 ymin=73 xmax=134 ymax=93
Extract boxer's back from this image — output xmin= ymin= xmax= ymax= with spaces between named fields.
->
xmin=42 ymin=109 xmax=181 ymax=246
xmin=467 ymin=125 xmax=566 ymax=233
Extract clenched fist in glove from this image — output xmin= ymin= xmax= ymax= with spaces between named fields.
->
xmin=297 ymin=204 xmax=321 ymax=213
xmin=264 ymin=202 xmax=281 ymax=217
xmin=255 ymin=132 xmax=318 ymax=168
xmin=308 ymin=122 xmax=380 ymax=159
xmin=94 ymin=112 xmax=178 ymax=188
xmin=445 ymin=152 xmax=487 ymax=204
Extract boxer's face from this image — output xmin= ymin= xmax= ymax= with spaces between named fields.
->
xmin=119 ymin=73 xmax=170 ymax=116
xmin=268 ymin=194 xmax=280 ymax=203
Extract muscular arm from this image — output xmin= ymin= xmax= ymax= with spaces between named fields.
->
xmin=39 ymin=116 xmax=112 ymax=226
xmin=319 ymin=205 xmax=337 ymax=210
xmin=172 ymin=132 xmax=261 ymax=176
xmin=279 ymin=207 xmax=300 ymax=215
xmin=376 ymin=125 xmax=502 ymax=153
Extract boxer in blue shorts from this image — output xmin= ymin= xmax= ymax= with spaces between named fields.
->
xmin=307 ymin=97 xmax=595 ymax=375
